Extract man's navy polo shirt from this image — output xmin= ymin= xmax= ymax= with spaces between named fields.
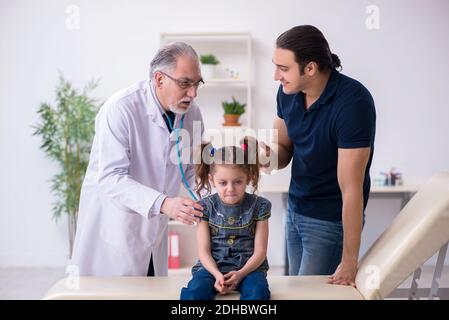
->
xmin=277 ymin=69 xmax=376 ymax=221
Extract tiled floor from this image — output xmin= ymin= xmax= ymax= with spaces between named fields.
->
xmin=1 ymin=266 xmax=448 ymax=300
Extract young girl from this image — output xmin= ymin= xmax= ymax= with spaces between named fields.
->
xmin=180 ymin=142 xmax=272 ymax=300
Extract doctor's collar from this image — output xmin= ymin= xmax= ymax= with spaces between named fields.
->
xmin=148 ymin=79 xmax=171 ymax=117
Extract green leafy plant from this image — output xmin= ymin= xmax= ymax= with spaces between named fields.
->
xmin=33 ymin=74 xmax=100 ymax=256
xmin=222 ymin=96 xmax=246 ymax=115
xmin=200 ymin=53 xmax=220 ymax=65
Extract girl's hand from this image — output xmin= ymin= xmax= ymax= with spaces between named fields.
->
xmin=214 ymin=273 xmax=228 ymax=295
xmin=223 ymin=270 xmax=244 ymax=290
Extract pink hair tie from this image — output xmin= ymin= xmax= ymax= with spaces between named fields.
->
xmin=241 ymin=143 xmax=247 ymax=152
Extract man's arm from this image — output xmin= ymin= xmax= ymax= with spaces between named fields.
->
xmin=259 ymin=117 xmax=293 ymax=171
xmin=269 ymin=116 xmax=293 ymax=170
xmin=328 ymin=147 xmax=370 ymax=286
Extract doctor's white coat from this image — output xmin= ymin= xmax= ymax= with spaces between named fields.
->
xmin=71 ymin=80 xmax=204 ymax=276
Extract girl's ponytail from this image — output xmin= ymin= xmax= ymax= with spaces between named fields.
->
xmin=241 ymin=137 xmax=260 ymax=192
xmin=194 ymin=142 xmax=214 ymax=198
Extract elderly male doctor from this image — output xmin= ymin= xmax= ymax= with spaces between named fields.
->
xmin=72 ymin=42 xmax=204 ymax=276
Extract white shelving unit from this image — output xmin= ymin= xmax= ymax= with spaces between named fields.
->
xmin=160 ymin=32 xmax=253 ymax=129
xmin=160 ymin=32 xmax=254 ymax=271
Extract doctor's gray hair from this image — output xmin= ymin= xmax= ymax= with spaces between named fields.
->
xmin=149 ymin=42 xmax=199 ymax=78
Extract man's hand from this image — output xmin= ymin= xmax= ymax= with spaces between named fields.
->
xmin=258 ymin=140 xmax=274 ymax=174
xmin=240 ymin=136 xmax=275 ymax=174
xmin=327 ymin=259 xmax=358 ymax=287
xmin=160 ymin=197 xmax=203 ymax=225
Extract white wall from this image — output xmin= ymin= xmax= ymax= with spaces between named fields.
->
xmin=1 ymin=0 xmax=448 ymax=267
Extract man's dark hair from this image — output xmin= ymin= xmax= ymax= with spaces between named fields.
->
xmin=276 ymin=25 xmax=342 ymax=74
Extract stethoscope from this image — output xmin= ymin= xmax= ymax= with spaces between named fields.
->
xmin=163 ymin=112 xmax=199 ymax=201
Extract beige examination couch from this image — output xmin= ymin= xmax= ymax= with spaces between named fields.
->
xmin=43 ymin=172 xmax=449 ymax=300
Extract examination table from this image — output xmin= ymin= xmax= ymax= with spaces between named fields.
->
xmin=43 ymin=172 xmax=449 ymax=300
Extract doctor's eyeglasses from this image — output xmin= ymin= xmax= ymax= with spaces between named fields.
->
xmin=159 ymin=71 xmax=204 ymax=90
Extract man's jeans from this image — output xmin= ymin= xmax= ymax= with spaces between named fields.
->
xmin=286 ymin=210 xmax=344 ymax=275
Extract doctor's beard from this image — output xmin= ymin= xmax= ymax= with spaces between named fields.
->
xmin=168 ymin=98 xmax=193 ymax=114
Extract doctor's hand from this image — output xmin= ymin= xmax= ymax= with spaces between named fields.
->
xmin=160 ymin=197 xmax=203 ymax=225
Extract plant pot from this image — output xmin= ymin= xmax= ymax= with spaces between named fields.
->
xmin=201 ymin=64 xmax=216 ymax=80
xmin=223 ymin=114 xmax=241 ymax=126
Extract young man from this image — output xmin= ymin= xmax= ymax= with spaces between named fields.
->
xmin=269 ymin=25 xmax=376 ymax=286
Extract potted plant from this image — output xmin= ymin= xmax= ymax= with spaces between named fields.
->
xmin=33 ymin=74 xmax=100 ymax=258
xmin=200 ymin=53 xmax=220 ymax=79
xmin=222 ymin=96 xmax=246 ymax=126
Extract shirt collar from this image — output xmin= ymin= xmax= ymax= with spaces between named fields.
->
xmin=147 ymin=80 xmax=178 ymax=129
xmin=316 ymin=68 xmax=340 ymax=106
xmin=148 ymin=80 xmax=167 ymax=115
xmin=297 ymin=68 xmax=340 ymax=112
